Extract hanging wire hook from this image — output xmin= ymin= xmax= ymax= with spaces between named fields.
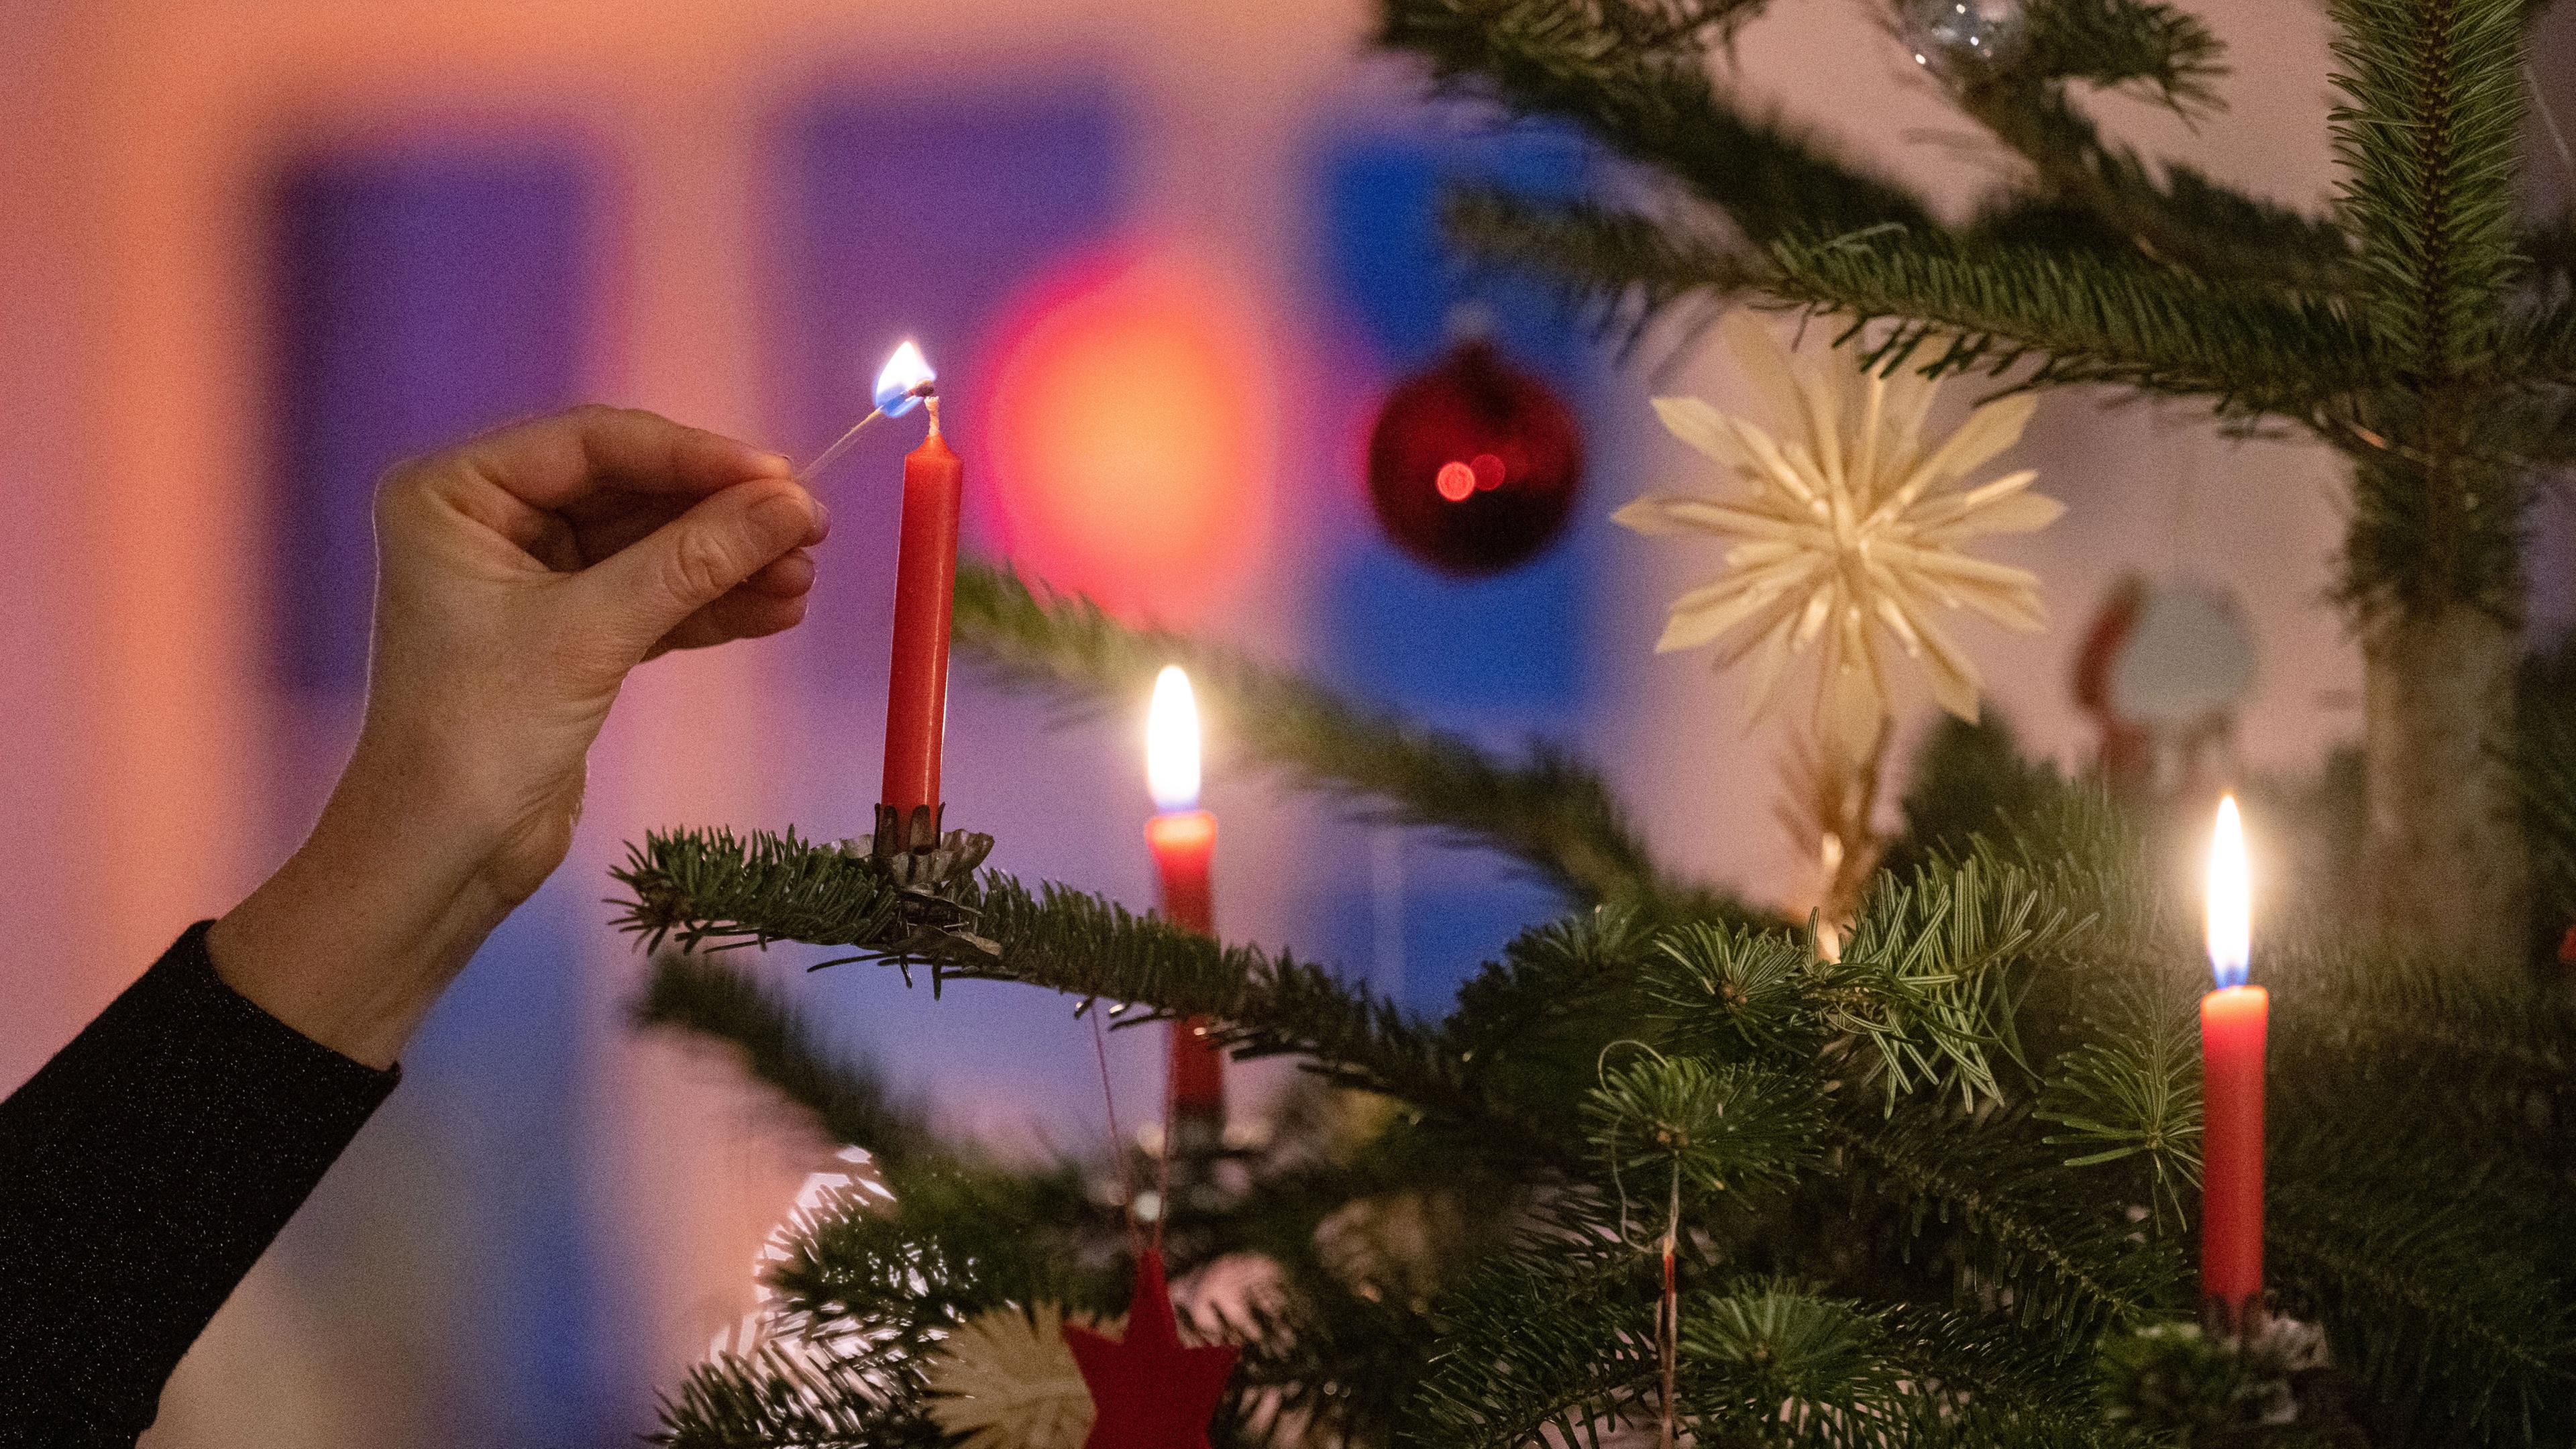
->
xmin=1087 ymin=1010 xmax=1146 ymax=1256
xmin=1594 ymin=1039 xmax=1670 ymax=1252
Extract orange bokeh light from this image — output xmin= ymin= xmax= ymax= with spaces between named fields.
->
xmin=977 ymin=250 xmax=1273 ymax=621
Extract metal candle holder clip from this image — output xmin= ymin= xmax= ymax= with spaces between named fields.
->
xmin=865 ymin=802 xmax=994 ymax=893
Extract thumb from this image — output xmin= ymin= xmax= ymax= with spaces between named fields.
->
xmin=580 ymin=479 xmax=821 ymax=655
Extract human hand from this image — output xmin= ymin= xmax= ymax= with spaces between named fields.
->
xmin=211 ymin=407 xmax=826 ymax=1066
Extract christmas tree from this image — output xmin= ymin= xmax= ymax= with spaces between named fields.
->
xmin=615 ymin=584 xmax=2576 ymax=1448
xmin=607 ymin=1 xmax=2576 ymax=1443
xmin=1380 ymin=0 xmax=2570 ymax=973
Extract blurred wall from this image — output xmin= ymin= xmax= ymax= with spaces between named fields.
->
xmin=1 ymin=0 xmax=2567 ymax=1444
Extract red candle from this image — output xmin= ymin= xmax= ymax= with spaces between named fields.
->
xmin=880 ymin=402 xmax=962 ymax=849
xmin=1149 ymin=809 xmax=1224 ymax=1122
xmin=2200 ymin=795 xmax=2265 ymax=1327
xmin=1146 ymin=666 xmax=1224 ymax=1128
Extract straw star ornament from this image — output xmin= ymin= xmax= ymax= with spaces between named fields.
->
xmin=1617 ymin=313 xmax=2061 ymax=757
xmin=924 ymin=1303 xmax=1109 ymax=1449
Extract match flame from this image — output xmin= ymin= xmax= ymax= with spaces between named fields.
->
xmin=873 ymin=340 xmax=936 ymax=417
xmin=1146 ymin=665 xmax=1201 ymax=813
xmin=2207 ymin=794 xmax=2251 ymax=989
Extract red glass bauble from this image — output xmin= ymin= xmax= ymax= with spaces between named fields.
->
xmin=1364 ymin=339 xmax=1585 ymax=578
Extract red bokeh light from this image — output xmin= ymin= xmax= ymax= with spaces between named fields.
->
xmin=1434 ymin=460 xmax=1477 ymax=502
xmin=975 ymin=248 xmax=1273 ymax=621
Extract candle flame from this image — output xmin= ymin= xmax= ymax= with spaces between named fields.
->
xmin=2207 ymin=794 xmax=2251 ymax=989
xmin=873 ymin=340 xmax=936 ymax=417
xmin=1146 ymin=665 xmax=1201 ymax=812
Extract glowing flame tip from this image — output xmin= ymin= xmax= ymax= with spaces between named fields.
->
xmin=1146 ymin=665 xmax=1201 ymax=812
xmin=873 ymin=340 xmax=935 ymax=417
xmin=2206 ymin=794 xmax=2251 ymax=989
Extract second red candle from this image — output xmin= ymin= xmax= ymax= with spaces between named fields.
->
xmin=1145 ymin=666 xmax=1224 ymax=1133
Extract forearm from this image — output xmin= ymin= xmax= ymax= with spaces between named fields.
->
xmin=0 ymin=925 xmax=397 ymax=1443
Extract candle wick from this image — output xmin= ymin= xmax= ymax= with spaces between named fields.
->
xmin=924 ymin=392 xmax=943 ymax=438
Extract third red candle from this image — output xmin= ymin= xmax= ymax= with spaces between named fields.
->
xmin=2200 ymin=794 xmax=2264 ymax=1329
xmin=2200 ymin=982 xmax=2267 ymax=1324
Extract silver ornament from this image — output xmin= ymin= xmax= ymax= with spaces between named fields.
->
xmin=1899 ymin=0 xmax=2027 ymax=72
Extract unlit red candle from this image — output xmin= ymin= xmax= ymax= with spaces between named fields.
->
xmin=1145 ymin=666 xmax=1224 ymax=1126
xmin=2200 ymin=795 xmax=2265 ymax=1325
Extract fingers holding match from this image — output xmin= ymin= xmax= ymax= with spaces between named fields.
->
xmin=647 ymin=585 xmax=813 ymax=659
xmin=739 ymin=547 xmax=818 ymax=600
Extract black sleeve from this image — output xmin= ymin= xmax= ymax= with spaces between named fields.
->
xmin=0 ymin=922 xmax=398 ymax=1446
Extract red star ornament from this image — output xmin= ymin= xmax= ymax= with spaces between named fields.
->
xmin=1063 ymin=1246 xmax=1237 ymax=1449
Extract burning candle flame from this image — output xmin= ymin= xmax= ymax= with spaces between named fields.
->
xmin=1146 ymin=665 xmax=1201 ymax=813
xmin=873 ymin=340 xmax=936 ymax=417
xmin=2207 ymin=794 xmax=2251 ymax=989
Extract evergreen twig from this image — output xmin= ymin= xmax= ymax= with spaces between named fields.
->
xmin=2330 ymin=0 xmax=2526 ymax=384
xmin=612 ymin=826 xmax=1493 ymax=1132
xmin=1441 ymin=188 xmax=1761 ymax=347
xmin=633 ymin=951 xmax=941 ymax=1174
xmin=1377 ymin=0 xmax=1935 ymax=241
xmin=1958 ymin=84 xmax=2354 ymax=290
xmin=1760 ymin=229 xmax=2390 ymax=415
xmin=951 ymin=561 xmax=1749 ymax=923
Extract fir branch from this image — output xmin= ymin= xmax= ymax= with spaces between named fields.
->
xmin=1958 ymin=83 xmax=2353 ymax=290
xmin=1434 ymin=907 xmax=1694 ymax=1144
xmin=1937 ymin=1 xmax=2349 ymax=289
xmin=951 ymin=561 xmax=1739 ymax=920
xmin=632 ymin=952 xmax=941 ymax=1174
xmin=1829 ymin=1106 xmax=2186 ymax=1334
xmin=1925 ymin=1 xmax=2353 ymax=289
xmin=609 ymin=826 xmax=971 ymax=961
xmin=652 ymin=1340 xmax=943 ymax=1449
xmin=1583 ymin=1057 xmax=1821 ymax=1198
xmin=1642 ymin=851 xmax=2086 ymax=1114
xmin=658 ymin=1171 xmax=1113 ymax=1447
xmin=1441 ymin=189 xmax=1762 ymax=345
xmin=1761 ymin=229 xmax=2390 ymax=415
xmin=2267 ymin=928 xmax=2576 ymax=1098
xmin=1377 ymin=0 xmax=1935 ymax=241
xmin=2267 ymin=1116 xmax=2576 ymax=1442
xmin=1642 ymin=918 xmax=1821 ymax=1064
xmin=1872 ymin=1306 xmax=2127 ymax=1448
xmin=762 ymin=1181 xmax=1108 ymax=1341
xmin=1605 ymin=0 xmax=1773 ymax=49
xmin=2033 ymin=985 xmax=2203 ymax=1230
xmin=2323 ymin=0 xmax=2532 ymax=606
xmin=1880 ymin=714 xmax=2069 ymax=883
xmin=1219 ymin=1279 xmax=1434 ymax=1446
xmin=963 ymin=874 xmax=1468 ymax=1105
xmin=2330 ymin=0 xmax=2528 ymax=383
xmin=2011 ymin=0 xmax=2226 ymax=107
xmin=614 ymin=826 xmax=1499 ymax=1135
xmin=1825 ymin=853 xmax=2082 ymax=1112
xmin=1678 ymin=1283 xmax=1911 ymax=1446
xmin=1401 ymin=1243 xmax=1656 ymax=1447
xmin=2504 ymin=290 xmax=2576 ymax=386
